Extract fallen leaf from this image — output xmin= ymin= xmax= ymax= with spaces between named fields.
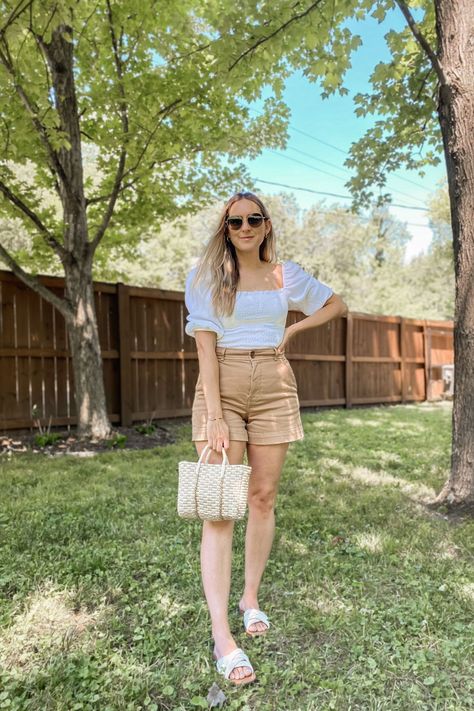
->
xmin=206 ymin=682 xmax=226 ymax=708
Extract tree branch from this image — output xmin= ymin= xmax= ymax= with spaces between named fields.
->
xmin=228 ymin=0 xmax=324 ymax=71
xmin=171 ymin=40 xmax=212 ymax=63
xmin=86 ymin=97 xmax=181 ymax=210
xmin=86 ymin=151 xmax=193 ymax=209
xmin=0 ymin=242 xmax=72 ymax=320
xmin=120 ymin=98 xmax=182 ymax=181
xmin=75 ymin=2 xmax=102 ymax=45
xmin=415 ymin=67 xmax=434 ymax=102
xmin=89 ymin=0 xmax=129 ymax=254
xmin=395 ymin=0 xmax=447 ymax=86
xmin=0 ymin=0 xmax=34 ymax=36
xmin=0 ymin=178 xmax=68 ymax=260
xmin=0 ymin=36 xmax=70 ymax=189
xmin=38 ymin=1 xmax=59 ymax=40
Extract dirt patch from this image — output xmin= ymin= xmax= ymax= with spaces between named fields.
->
xmin=426 ymin=499 xmax=474 ymax=523
xmin=0 ymin=582 xmax=105 ymax=673
xmin=0 ymin=417 xmax=190 ymax=457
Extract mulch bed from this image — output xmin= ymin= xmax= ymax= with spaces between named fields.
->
xmin=0 ymin=418 xmax=190 ymax=457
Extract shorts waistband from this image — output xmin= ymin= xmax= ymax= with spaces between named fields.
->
xmin=215 ymin=346 xmax=284 ymax=360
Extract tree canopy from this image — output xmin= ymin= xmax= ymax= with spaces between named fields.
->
xmin=1 ymin=1 xmax=445 ymax=273
xmin=0 ymin=0 xmax=299 ymax=269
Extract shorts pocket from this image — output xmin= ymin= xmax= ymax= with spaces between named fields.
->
xmin=282 ymin=356 xmax=297 ymax=388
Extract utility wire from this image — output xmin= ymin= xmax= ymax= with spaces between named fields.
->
xmin=267 ymin=149 xmax=347 ymax=183
xmin=272 ymin=147 xmax=427 ymax=206
xmin=287 ymin=126 xmax=434 ymax=193
xmin=248 ymin=107 xmax=434 ymax=193
xmin=254 ymin=178 xmax=431 ymax=228
xmin=254 ymin=177 xmax=430 ymax=212
xmin=286 ymin=145 xmax=349 ymax=175
xmin=285 ymin=145 xmax=427 ymax=205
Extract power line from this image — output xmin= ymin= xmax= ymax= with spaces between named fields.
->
xmin=254 ymin=178 xmax=431 ymax=228
xmin=286 ymin=145 xmax=349 ymax=175
xmin=289 ymin=125 xmax=348 ymax=155
xmin=255 ymin=177 xmax=353 ymax=200
xmin=254 ymin=177 xmax=430 ymax=212
xmin=281 ymin=146 xmax=427 ymax=206
xmin=248 ymin=107 xmax=435 ymax=193
xmin=267 ymin=149 xmax=348 ymax=183
xmin=288 ymin=126 xmax=434 ymax=194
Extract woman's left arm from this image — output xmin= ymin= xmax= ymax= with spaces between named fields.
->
xmin=277 ymin=294 xmax=348 ymax=352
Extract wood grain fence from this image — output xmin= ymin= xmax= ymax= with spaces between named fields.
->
xmin=0 ymin=269 xmax=454 ymax=431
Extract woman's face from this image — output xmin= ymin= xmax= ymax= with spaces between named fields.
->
xmin=226 ymin=198 xmax=271 ymax=254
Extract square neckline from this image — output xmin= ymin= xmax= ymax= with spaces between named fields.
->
xmin=236 ymin=261 xmax=286 ymax=294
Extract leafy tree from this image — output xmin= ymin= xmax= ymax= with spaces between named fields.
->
xmin=97 ymin=201 xmax=221 ymax=288
xmin=401 ymin=185 xmax=454 ymax=320
xmin=0 ymin=0 xmax=295 ymax=438
xmin=339 ymin=1 xmax=473 ymax=507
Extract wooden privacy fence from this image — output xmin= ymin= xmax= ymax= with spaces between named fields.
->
xmin=0 ymin=269 xmax=454 ymax=431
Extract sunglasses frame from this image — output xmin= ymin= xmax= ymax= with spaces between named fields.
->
xmin=225 ymin=213 xmax=268 ymax=230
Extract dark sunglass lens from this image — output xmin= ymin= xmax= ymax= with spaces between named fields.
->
xmin=248 ymin=215 xmax=264 ymax=226
xmin=227 ymin=217 xmax=243 ymax=229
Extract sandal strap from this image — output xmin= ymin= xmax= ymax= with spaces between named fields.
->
xmin=216 ymin=648 xmax=254 ymax=680
xmin=243 ymin=608 xmax=270 ymax=631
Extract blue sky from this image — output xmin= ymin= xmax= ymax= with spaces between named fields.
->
xmin=242 ymin=7 xmax=446 ymax=262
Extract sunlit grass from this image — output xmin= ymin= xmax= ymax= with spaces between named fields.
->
xmin=1 ymin=401 xmax=473 ymax=709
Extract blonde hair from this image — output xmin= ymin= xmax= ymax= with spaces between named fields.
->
xmin=192 ymin=191 xmax=277 ymax=317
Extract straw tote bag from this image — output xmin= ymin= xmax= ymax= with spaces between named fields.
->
xmin=178 ymin=444 xmax=251 ymax=521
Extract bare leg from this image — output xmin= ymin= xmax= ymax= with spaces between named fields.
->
xmin=239 ymin=442 xmax=289 ymax=632
xmin=195 ymin=440 xmax=252 ymax=681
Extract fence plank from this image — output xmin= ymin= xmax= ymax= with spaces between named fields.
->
xmin=117 ymin=283 xmax=132 ymax=426
xmin=345 ymin=313 xmax=353 ymax=408
xmin=400 ymin=317 xmax=406 ymax=404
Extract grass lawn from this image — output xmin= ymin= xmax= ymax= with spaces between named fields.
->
xmin=1 ymin=401 xmax=473 ymax=710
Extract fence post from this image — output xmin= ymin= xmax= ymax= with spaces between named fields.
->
xmin=400 ymin=317 xmax=406 ymax=403
xmin=422 ymin=323 xmax=431 ymax=401
xmin=118 ymin=283 xmax=132 ymax=426
xmin=345 ymin=312 xmax=353 ymax=408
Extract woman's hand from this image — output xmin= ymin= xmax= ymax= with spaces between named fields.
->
xmin=276 ymin=326 xmax=294 ymax=355
xmin=207 ymin=417 xmax=230 ymax=453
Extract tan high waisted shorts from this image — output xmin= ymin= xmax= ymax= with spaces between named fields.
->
xmin=192 ymin=347 xmax=304 ymax=445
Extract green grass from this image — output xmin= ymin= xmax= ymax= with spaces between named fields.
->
xmin=1 ymin=402 xmax=473 ymax=710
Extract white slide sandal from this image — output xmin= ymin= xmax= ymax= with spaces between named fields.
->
xmin=242 ymin=608 xmax=270 ymax=637
xmin=214 ymin=647 xmax=256 ymax=685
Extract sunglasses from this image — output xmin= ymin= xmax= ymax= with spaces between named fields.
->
xmin=226 ymin=213 xmax=268 ymax=230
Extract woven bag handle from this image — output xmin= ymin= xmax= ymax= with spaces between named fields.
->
xmin=196 ymin=444 xmax=229 ymax=468
xmin=195 ymin=445 xmax=229 ymax=519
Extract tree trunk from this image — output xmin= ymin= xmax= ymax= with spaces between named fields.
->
xmin=65 ymin=260 xmax=112 ymax=440
xmin=435 ymin=0 xmax=474 ymax=506
xmin=46 ymin=25 xmax=111 ymax=440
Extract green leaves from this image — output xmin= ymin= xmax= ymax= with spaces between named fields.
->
xmin=0 ymin=0 xmax=443 ymax=268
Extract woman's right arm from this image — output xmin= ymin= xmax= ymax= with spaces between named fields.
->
xmin=195 ymin=331 xmax=230 ymax=452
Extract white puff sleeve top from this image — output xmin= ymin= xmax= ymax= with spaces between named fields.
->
xmin=184 ymin=260 xmax=333 ymax=348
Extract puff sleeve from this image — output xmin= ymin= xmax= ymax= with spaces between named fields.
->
xmin=285 ymin=260 xmax=333 ymax=315
xmin=184 ymin=268 xmax=224 ymax=340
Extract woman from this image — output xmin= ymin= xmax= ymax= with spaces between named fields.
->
xmin=184 ymin=191 xmax=347 ymax=686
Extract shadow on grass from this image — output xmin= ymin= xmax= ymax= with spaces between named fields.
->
xmin=1 ymin=403 xmax=473 ymax=709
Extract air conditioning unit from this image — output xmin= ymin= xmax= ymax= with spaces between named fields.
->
xmin=441 ymin=364 xmax=454 ymax=398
